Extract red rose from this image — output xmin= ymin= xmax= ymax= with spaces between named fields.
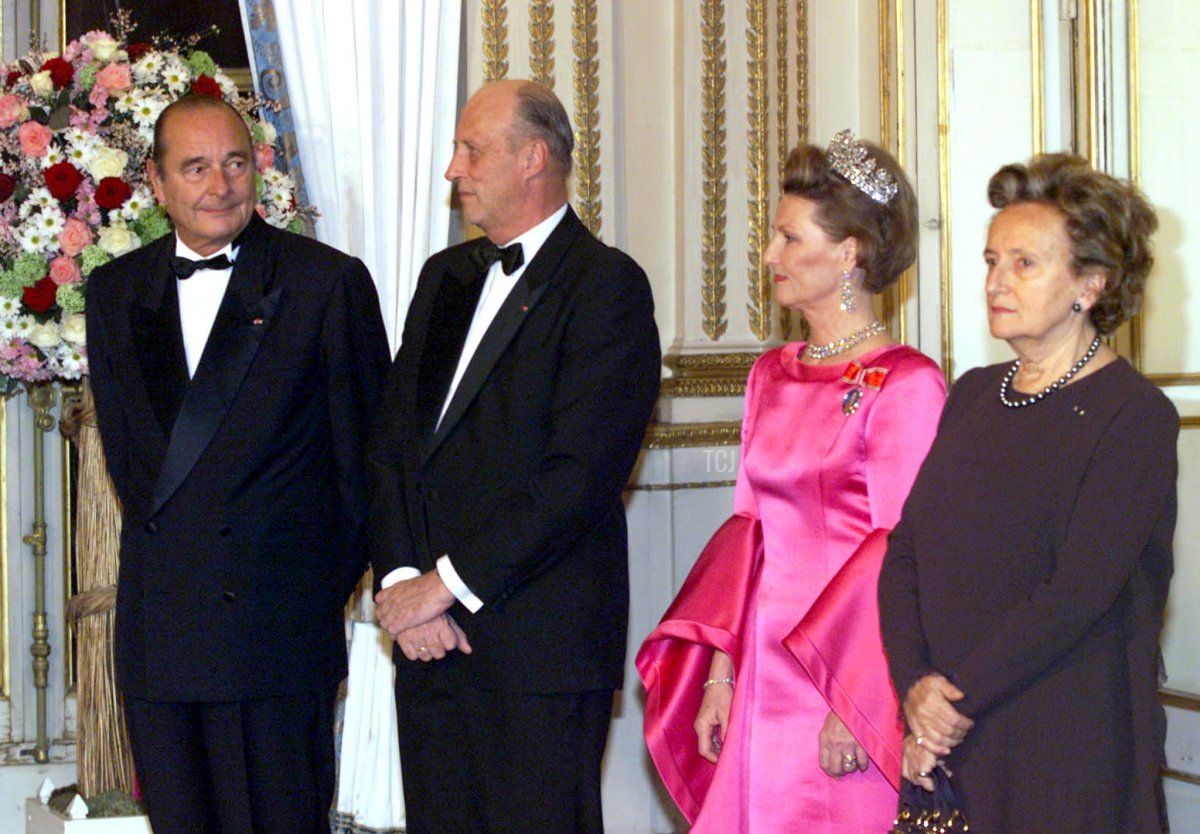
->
xmin=23 ymin=276 xmax=58 ymax=313
xmin=39 ymin=57 xmax=74 ymax=89
xmin=44 ymin=162 xmax=84 ymax=200
xmin=126 ymin=42 xmax=152 ymax=61
xmin=191 ymin=74 xmax=222 ymax=97
xmin=4 ymin=70 xmax=21 ymax=89
xmin=0 ymin=172 xmax=14 ymax=203
xmin=94 ymin=176 xmax=133 ymax=210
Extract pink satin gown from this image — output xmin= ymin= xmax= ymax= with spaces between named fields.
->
xmin=639 ymin=342 xmax=945 ymax=833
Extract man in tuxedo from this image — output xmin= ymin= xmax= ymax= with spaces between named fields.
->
xmin=370 ymin=80 xmax=660 ymax=833
xmin=86 ymin=94 xmax=390 ymax=833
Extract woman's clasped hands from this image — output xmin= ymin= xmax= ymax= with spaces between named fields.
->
xmin=901 ymin=673 xmax=974 ymax=791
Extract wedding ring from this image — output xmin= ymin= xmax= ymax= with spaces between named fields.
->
xmin=842 ymin=753 xmax=857 ymax=771
xmin=416 ymin=645 xmax=429 ymax=653
xmin=915 ymin=734 xmax=926 ymax=747
xmin=917 ymin=770 xmax=931 ymax=778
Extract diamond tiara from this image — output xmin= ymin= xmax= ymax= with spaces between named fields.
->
xmin=825 ymin=129 xmax=899 ymax=205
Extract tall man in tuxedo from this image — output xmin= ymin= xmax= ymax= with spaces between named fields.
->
xmin=86 ymin=94 xmax=390 ymax=833
xmin=370 ymin=80 xmax=660 ymax=833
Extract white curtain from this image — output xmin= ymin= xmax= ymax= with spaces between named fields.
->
xmin=261 ymin=4 xmax=463 ymax=831
xmin=272 ymin=0 xmax=462 ymax=350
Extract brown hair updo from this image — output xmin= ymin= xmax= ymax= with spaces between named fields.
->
xmin=782 ymin=137 xmax=919 ymax=293
xmin=987 ymin=153 xmax=1158 ymax=335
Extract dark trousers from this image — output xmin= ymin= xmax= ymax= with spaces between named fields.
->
xmin=124 ymin=689 xmax=336 ymax=834
xmin=396 ymin=664 xmax=614 ymax=834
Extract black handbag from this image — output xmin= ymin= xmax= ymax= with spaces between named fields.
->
xmin=889 ymin=767 xmax=970 ymax=833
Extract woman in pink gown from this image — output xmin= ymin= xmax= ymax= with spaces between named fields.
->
xmin=638 ymin=133 xmax=946 ymax=832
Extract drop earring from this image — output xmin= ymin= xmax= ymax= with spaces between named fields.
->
xmin=839 ymin=270 xmax=856 ymax=314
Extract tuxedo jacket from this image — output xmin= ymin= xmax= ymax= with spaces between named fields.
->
xmin=368 ymin=208 xmax=660 ymax=694
xmin=86 ymin=215 xmax=391 ymax=702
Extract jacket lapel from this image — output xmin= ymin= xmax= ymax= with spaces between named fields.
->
xmin=152 ymin=217 xmax=280 ymax=512
xmin=131 ymin=241 xmax=189 ymax=446
xmin=423 ymin=209 xmax=584 ymax=464
xmin=414 ymin=247 xmax=489 ymax=442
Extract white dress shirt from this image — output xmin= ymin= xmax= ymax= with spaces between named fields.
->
xmin=384 ymin=204 xmax=569 ymax=612
xmin=174 ymin=237 xmax=237 ymax=378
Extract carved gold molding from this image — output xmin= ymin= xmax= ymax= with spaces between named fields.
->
xmin=1128 ymin=0 xmax=1145 ymax=372
xmin=877 ymin=0 xmax=909 ymax=344
xmin=746 ymin=0 xmax=771 ymax=341
xmin=796 ymin=0 xmax=808 ymax=145
xmin=664 ymin=351 xmax=759 ymax=376
xmin=1031 ymin=0 xmax=1045 ymax=153
xmin=661 ymin=350 xmax=758 ymax=398
xmin=628 ymin=479 xmax=738 ymax=492
xmin=529 ymin=0 xmax=555 ymax=89
xmin=776 ymin=0 xmax=791 ymax=339
xmin=701 ymin=0 xmax=729 ymax=341
xmin=1083 ymin=0 xmax=1099 ymax=164
xmin=1 ymin=400 xmax=7 ymax=698
xmin=937 ymin=0 xmax=953 ymax=386
xmin=644 ymin=421 xmax=742 ymax=449
xmin=572 ymin=0 xmax=602 ymax=237
xmin=660 ymin=378 xmax=748 ymax=398
xmin=482 ymin=0 xmax=510 ymax=83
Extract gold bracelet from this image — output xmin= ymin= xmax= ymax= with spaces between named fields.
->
xmin=703 ymin=677 xmax=735 ymax=689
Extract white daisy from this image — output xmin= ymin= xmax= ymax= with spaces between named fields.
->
xmin=14 ymin=315 xmax=36 ymax=338
xmin=20 ymin=188 xmax=57 ymax=218
xmin=0 ymin=296 xmax=22 ymax=320
xmin=40 ymin=146 xmax=66 ymax=169
xmin=33 ymin=208 xmax=66 ymax=237
xmin=132 ymin=52 xmax=164 ymax=83
xmin=119 ymin=186 xmax=154 ymax=221
xmin=161 ymin=59 xmax=192 ymax=93
xmin=17 ymin=224 xmax=52 ymax=253
xmin=131 ymin=91 xmax=169 ymax=128
xmin=112 ymin=89 xmax=139 ymax=112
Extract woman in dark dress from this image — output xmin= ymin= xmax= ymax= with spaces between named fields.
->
xmin=878 ymin=153 xmax=1178 ymax=832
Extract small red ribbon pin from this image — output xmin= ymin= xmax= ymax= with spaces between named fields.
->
xmin=841 ymin=362 xmax=889 ymax=390
xmin=841 ymin=362 xmax=889 ymax=415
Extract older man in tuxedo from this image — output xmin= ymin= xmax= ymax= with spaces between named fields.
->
xmin=86 ymin=94 xmax=390 ymax=833
xmin=370 ymin=80 xmax=660 ymax=833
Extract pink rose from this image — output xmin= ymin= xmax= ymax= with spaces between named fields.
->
xmin=253 ymin=142 xmax=275 ymax=173
xmin=48 ymin=255 xmax=82 ymax=285
xmin=0 ymin=94 xmax=25 ymax=128
xmin=58 ymin=218 xmax=93 ymax=256
xmin=18 ymin=120 xmax=52 ymax=157
xmin=95 ymin=62 xmax=132 ymax=93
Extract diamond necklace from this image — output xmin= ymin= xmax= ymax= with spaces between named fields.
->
xmin=999 ymin=335 xmax=1102 ymax=408
xmin=803 ymin=320 xmax=887 ymax=361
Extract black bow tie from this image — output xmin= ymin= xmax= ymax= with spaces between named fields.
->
xmin=172 ymin=254 xmax=234 ymax=279
xmin=472 ymin=241 xmax=524 ymax=275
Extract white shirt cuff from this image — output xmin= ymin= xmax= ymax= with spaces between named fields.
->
xmin=436 ymin=555 xmax=484 ymax=613
xmin=380 ymin=566 xmax=421 ymax=588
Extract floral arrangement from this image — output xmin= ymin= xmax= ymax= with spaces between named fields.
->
xmin=0 ymin=16 xmax=304 ymax=395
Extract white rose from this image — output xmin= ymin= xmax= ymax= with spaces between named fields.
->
xmin=97 ymin=223 xmax=141 ymax=257
xmin=60 ymin=314 xmax=86 ymax=345
xmin=89 ymin=35 xmax=120 ymax=62
xmin=27 ymin=322 xmax=60 ymax=350
xmin=29 ymin=71 xmax=55 ymax=98
xmin=259 ymin=120 xmax=277 ymax=145
xmin=86 ymin=145 xmax=129 ymax=181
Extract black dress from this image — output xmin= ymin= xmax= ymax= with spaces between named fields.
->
xmin=879 ymin=358 xmax=1178 ymax=833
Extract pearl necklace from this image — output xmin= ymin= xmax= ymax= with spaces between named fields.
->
xmin=803 ymin=320 xmax=887 ymax=360
xmin=999 ymin=335 xmax=1102 ymax=408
